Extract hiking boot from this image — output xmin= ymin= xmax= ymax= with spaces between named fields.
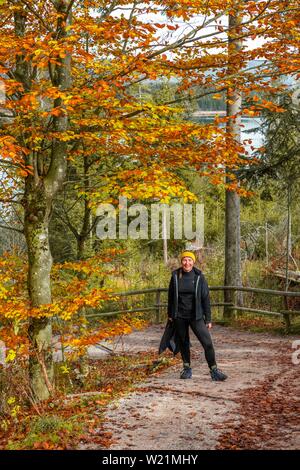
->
xmin=180 ymin=366 xmax=192 ymax=379
xmin=210 ymin=367 xmax=227 ymax=381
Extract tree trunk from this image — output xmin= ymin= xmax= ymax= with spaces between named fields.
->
xmin=77 ymin=156 xmax=92 ymax=377
xmin=285 ymin=184 xmax=292 ymax=291
xmin=77 ymin=229 xmax=90 ymax=379
xmin=162 ymin=209 xmax=168 ymax=266
xmin=24 ymin=180 xmax=54 ymax=400
xmin=224 ymin=190 xmax=242 ymax=316
xmin=14 ymin=1 xmax=72 ymax=400
xmin=265 ymin=221 xmax=269 ymax=266
xmin=283 ymin=183 xmax=292 ymax=331
xmin=224 ymin=4 xmax=243 ymax=318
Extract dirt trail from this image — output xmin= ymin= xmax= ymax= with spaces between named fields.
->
xmin=80 ymin=324 xmax=300 ymax=450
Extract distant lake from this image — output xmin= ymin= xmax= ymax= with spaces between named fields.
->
xmin=192 ymin=114 xmax=263 ymax=154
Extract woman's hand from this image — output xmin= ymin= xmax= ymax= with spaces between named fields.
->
xmin=206 ymin=322 xmax=212 ymax=329
xmin=168 ymin=317 xmax=173 ymax=322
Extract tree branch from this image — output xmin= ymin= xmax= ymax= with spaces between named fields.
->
xmin=119 ymin=87 xmax=227 ymax=120
xmin=15 ymin=0 xmax=53 ymax=32
xmin=0 ymin=223 xmax=24 ymax=234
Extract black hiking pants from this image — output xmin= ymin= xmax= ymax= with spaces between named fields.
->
xmin=175 ymin=317 xmax=216 ymax=368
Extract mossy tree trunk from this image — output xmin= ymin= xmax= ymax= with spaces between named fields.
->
xmin=24 ymin=181 xmax=54 ymax=400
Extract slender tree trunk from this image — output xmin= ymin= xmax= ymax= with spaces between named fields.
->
xmin=285 ymin=184 xmax=292 ymax=291
xmin=77 ymin=156 xmax=92 ymax=377
xmin=224 ymin=4 xmax=243 ymax=318
xmin=77 ymin=236 xmax=86 ymax=261
xmin=162 ymin=209 xmax=168 ymax=266
xmin=265 ymin=221 xmax=269 ymax=266
xmin=77 ymin=229 xmax=90 ymax=379
xmin=76 ymin=155 xmax=92 ymax=260
xmin=283 ymin=183 xmax=292 ymax=331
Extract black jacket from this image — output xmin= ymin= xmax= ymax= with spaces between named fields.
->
xmin=158 ymin=319 xmax=191 ymax=356
xmin=158 ymin=320 xmax=180 ymax=355
xmin=167 ymin=267 xmax=211 ymax=323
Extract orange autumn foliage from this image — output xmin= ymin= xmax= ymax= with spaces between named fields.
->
xmin=1 ymin=1 xmax=298 ymax=206
xmin=0 ymin=250 xmax=146 ymax=358
xmin=0 ymin=0 xmax=299 ymax=370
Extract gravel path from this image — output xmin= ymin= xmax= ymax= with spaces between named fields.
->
xmin=81 ymin=324 xmax=300 ymax=450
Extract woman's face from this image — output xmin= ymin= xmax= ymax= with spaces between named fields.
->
xmin=181 ymin=256 xmax=194 ymax=272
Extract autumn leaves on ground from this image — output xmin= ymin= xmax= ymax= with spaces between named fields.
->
xmin=1 ymin=322 xmax=299 ymax=450
xmin=0 ymin=348 xmax=175 ymax=450
xmin=91 ymin=324 xmax=300 ymax=451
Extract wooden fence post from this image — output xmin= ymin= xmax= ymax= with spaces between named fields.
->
xmin=283 ymin=313 xmax=291 ymax=332
xmin=224 ymin=286 xmax=236 ymax=319
xmin=155 ymin=290 xmax=161 ymax=324
xmin=282 ymin=293 xmax=291 ymax=332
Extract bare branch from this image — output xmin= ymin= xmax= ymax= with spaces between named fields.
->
xmin=122 ymin=0 xmax=138 ymax=54
xmin=0 ymin=223 xmax=24 ymax=234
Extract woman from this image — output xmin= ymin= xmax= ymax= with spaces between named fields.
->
xmin=167 ymin=251 xmax=227 ymax=381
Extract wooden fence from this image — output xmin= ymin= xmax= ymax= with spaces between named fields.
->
xmin=86 ymin=285 xmax=300 ymax=332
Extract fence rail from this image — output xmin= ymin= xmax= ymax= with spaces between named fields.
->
xmin=85 ymin=285 xmax=300 ymax=331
